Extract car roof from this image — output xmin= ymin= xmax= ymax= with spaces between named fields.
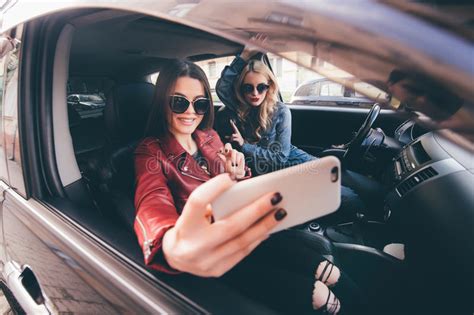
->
xmin=3 ymin=0 xmax=473 ymax=143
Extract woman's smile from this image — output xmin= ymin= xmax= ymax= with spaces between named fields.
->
xmin=176 ymin=116 xmax=198 ymax=126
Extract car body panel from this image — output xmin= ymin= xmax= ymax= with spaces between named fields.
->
xmin=1 ymin=188 xmax=201 ymax=313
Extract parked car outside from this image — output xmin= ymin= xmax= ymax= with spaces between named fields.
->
xmin=67 ymin=93 xmax=105 ymax=110
xmin=290 ymin=78 xmax=375 ymax=107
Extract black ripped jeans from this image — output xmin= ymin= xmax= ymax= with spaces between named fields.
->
xmin=222 ymin=229 xmax=368 ymax=314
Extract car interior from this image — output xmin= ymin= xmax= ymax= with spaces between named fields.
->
xmin=16 ymin=7 xmax=473 ymax=314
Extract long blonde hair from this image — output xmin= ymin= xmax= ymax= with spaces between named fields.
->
xmin=234 ymin=60 xmax=279 ymax=142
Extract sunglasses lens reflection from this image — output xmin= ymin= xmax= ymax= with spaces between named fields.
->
xmin=242 ymin=83 xmax=269 ymax=94
xmin=257 ymin=83 xmax=269 ymax=93
xmin=170 ymin=96 xmax=189 ymax=113
xmin=170 ymin=95 xmax=210 ymax=115
xmin=242 ymin=84 xmax=253 ymax=94
xmin=193 ymin=99 xmax=210 ymax=115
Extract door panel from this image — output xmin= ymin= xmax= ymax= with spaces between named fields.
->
xmin=289 ymin=105 xmax=411 ymax=155
xmin=1 ymin=190 xmax=194 ymax=314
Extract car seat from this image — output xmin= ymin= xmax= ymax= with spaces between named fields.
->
xmin=94 ymin=82 xmax=155 ymax=230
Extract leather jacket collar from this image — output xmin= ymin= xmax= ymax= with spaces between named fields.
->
xmin=159 ymin=129 xmax=224 ymax=180
xmin=159 ymin=129 xmax=213 ymax=159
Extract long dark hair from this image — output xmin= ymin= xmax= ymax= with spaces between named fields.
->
xmin=145 ymin=59 xmax=214 ymax=138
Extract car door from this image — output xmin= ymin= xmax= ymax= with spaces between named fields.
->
xmin=0 ymin=24 xmax=118 ymax=314
xmin=0 ymin=18 xmax=200 ymax=314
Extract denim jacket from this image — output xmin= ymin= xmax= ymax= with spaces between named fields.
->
xmin=216 ymin=56 xmax=315 ymax=175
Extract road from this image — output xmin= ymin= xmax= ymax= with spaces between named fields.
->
xmin=0 ymin=289 xmax=12 ymax=315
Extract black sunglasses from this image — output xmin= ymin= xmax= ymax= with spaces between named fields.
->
xmin=169 ymin=95 xmax=210 ymax=115
xmin=241 ymin=83 xmax=270 ymax=95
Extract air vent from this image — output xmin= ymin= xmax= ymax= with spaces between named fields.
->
xmin=396 ymin=167 xmax=438 ymax=196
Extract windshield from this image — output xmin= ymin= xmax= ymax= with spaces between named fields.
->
xmin=179 ymin=0 xmax=474 ymax=142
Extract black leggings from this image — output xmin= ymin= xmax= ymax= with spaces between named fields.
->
xmin=222 ymin=230 xmax=367 ymax=314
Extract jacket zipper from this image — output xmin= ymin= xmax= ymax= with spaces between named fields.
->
xmin=136 ymin=215 xmax=153 ymax=259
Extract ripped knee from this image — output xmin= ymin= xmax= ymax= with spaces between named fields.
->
xmin=315 ymin=260 xmax=341 ymax=287
xmin=312 ymin=280 xmax=341 ymax=314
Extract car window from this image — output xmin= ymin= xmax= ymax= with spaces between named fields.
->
xmin=150 ymin=72 xmax=159 ymax=84
xmin=3 ymin=25 xmax=26 ymax=196
xmin=320 ymin=82 xmax=343 ymax=97
xmin=0 ymin=43 xmax=8 ymax=183
xmin=67 ymin=77 xmax=112 ymax=120
xmin=196 ymin=53 xmax=389 ymax=109
xmin=196 ymin=56 xmax=235 ymax=104
xmin=266 ymin=52 xmax=390 ymax=109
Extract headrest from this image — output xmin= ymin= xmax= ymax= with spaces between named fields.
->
xmin=105 ymin=82 xmax=155 ymax=145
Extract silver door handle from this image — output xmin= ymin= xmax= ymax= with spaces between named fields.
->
xmin=3 ymin=261 xmax=52 ymax=314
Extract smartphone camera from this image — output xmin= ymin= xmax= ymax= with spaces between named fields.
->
xmin=331 ymin=166 xmax=339 ymax=183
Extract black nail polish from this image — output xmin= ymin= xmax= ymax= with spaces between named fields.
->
xmin=274 ymin=208 xmax=287 ymax=221
xmin=271 ymin=192 xmax=283 ymax=205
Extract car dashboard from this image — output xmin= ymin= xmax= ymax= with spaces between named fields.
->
xmin=383 ymin=130 xmax=473 ymax=275
xmin=385 ymin=130 xmax=472 ymax=217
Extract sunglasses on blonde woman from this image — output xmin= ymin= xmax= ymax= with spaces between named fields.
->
xmin=241 ymin=83 xmax=270 ymax=95
xmin=169 ymin=95 xmax=210 ymax=115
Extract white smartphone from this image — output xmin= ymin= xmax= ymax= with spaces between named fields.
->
xmin=211 ymin=156 xmax=341 ymax=233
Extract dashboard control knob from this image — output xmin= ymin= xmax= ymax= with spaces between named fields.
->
xmin=308 ymin=222 xmax=321 ymax=232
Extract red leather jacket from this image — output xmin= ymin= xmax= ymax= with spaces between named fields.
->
xmin=134 ymin=129 xmax=227 ymax=273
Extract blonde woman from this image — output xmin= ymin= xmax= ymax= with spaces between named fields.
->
xmin=216 ymin=46 xmax=315 ymax=175
xmin=216 ymin=44 xmax=366 ymax=225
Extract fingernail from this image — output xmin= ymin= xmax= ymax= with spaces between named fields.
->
xmin=274 ymin=208 xmax=287 ymax=221
xmin=271 ymin=192 xmax=283 ymax=205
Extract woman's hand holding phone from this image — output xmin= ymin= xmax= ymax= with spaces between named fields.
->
xmin=161 ymin=174 xmax=287 ymax=277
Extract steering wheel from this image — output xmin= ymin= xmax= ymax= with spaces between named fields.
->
xmin=343 ymin=103 xmax=381 ymax=164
